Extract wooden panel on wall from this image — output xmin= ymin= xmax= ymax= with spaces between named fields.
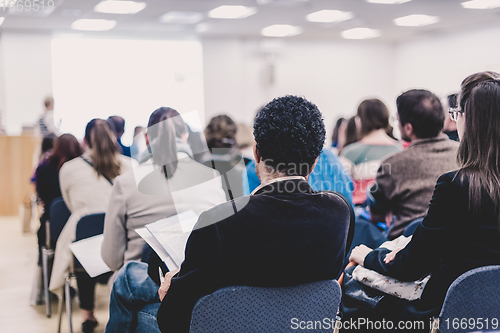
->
xmin=0 ymin=136 xmax=40 ymax=216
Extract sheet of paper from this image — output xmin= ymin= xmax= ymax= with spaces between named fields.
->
xmin=144 ymin=210 xmax=199 ymax=269
xmin=69 ymin=235 xmax=111 ymax=278
xmin=135 ymin=227 xmax=178 ymax=271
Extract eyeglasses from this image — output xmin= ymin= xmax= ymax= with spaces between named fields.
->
xmin=448 ymin=108 xmax=464 ymax=122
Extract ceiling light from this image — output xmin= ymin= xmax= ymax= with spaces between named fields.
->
xmin=0 ymin=17 xmax=4 ymax=25
xmin=261 ymin=24 xmax=303 ymax=37
xmin=341 ymin=27 xmax=381 ymax=39
xmin=306 ymin=10 xmax=354 ymax=23
xmin=394 ymin=14 xmax=439 ymax=26
xmin=71 ymin=19 xmax=117 ymax=31
xmin=461 ymin=0 xmax=500 ymax=9
xmin=160 ymin=12 xmax=203 ymax=24
xmin=94 ymin=1 xmax=146 ymax=15
xmin=208 ymin=5 xmax=257 ymax=19
xmin=366 ymin=0 xmax=412 ymax=4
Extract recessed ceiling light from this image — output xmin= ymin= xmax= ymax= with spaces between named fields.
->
xmin=94 ymin=1 xmax=146 ymax=15
xmin=461 ymin=0 xmax=500 ymax=9
xmin=261 ymin=24 xmax=303 ymax=37
xmin=71 ymin=19 xmax=117 ymax=31
xmin=394 ymin=14 xmax=439 ymax=26
xmin=306 ymin=10 xmax=354 ymax=23
xmin=366 ymin=0 xmax=411 ymax=4
xmin=160 ymin=12 xmax=203 ymax=24
xmin=208 ymin=5 xmax=257 ymax=19
xmin=341 ymin=27 xmax=381 ymax=39
xmin=0 ymin=17 xmax=4 ymax=25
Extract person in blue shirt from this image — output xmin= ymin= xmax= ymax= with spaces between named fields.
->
xmin=244 ymin=148 xmax=353 ymax=205
xmin=108 ymin=116 xmax=131 ymax=157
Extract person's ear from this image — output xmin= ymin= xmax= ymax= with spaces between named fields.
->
xmin=403 ymin=122 xmax=413 ymax=138
xmin=307 ymin=156 xmax=320 ymax=176
xmin=253 ymin=142 xmax=261 ymax=163
xmin=144 ymin=132 xmax=150 ymax=146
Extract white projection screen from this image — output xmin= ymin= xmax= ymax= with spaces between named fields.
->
xmin=51 ymin=36 xmax=205 ymax=144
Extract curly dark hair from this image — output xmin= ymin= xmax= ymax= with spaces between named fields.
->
xmin=254 ymin=95 xmax=325 ymax=176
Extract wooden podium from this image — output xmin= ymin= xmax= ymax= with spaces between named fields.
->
xmin=0 ymin=136 xmax=40 ymax=216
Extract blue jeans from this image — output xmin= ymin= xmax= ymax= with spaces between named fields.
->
xmin=105 ymin=261 xmax=161 ymax=333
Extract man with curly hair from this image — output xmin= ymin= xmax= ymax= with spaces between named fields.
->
xmin=106 ymin=95 xmax=354 ymax=333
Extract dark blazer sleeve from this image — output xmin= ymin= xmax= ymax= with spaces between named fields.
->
xmin=156 ymin=214 xmax=222 ymax=333
xmin=364 ymin=172 xmax=462 ymax=281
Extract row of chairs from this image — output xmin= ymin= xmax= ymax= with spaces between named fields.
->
xmin=40 ymin=197 xmax=107 ymax=333
xmin=40 ymin=198 xmax=500 ymax=333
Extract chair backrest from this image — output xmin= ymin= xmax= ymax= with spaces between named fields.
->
xmin=189 ymin=280 xmax=341 ymax=333
xmin=49 ymin=197 xmax=72 ymax=247
xmin=75 ymin=213 xmax=105 ymax=241
xmin=438 ymin=265 xmax=500 ymax=333
xmin=403 ymin=217 xmax=424 ymax=237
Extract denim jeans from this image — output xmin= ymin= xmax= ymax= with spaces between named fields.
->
xmin=105 ymin=261 xmax=161 ymax=333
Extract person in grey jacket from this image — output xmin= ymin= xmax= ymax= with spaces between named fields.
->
xmin=368 ymin=89 xmax=459 ymax=239
xmin=101 ymin=107 xmax=226 ymax=272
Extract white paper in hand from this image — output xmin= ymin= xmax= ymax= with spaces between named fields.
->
xmin=70 ymin=234 xmax=111 ymax=278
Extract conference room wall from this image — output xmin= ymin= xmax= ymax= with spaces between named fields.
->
xmin=202 ymin=38 xmax=397 ymax=142
xmin=395 ymin=24 xmax=500 ymax=100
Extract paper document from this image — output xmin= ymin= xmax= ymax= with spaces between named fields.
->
xmin=137 ymin=210 xmax=199 ymax=271
xmin=70 ymin=234 xmax=111 ymax=278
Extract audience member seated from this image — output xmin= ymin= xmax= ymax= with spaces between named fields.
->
xmin=368 ymin=89 xmax=459 ymax=239
xmin=108 ymin=115 xmax=131 ymax=157
xmin=101 ymin=107 xmax=226 ymax=275
xmin=235 ymin=122 xmax=255 ymax=164
xmin=35 ymin=134 xmax=83 ymax=261
xmin=199 ymin=115 xmax=247 ymax=201
xmin=330 ymin=117 xmax=346 ymax=155
xmin=50 ymin=119 xmax=136 ymax=333
xmin=340 ymin=99 xmax=401 ymax=205
xmin=350 ymin=71 xmax=500 ymax=330
xmin=105 ymin=95 xmax=354 ymax=333
xmin=130 ymin=125 xmax=147 ymax=161
xmin=443 ymin=93 xmax=460 ymax=142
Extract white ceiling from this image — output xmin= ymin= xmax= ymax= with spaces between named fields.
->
xmin=1 ymin=0 xmax=500 ymax=42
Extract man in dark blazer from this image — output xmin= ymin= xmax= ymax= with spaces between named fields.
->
xmin=105 ymin=95 xmax=353 ymax=333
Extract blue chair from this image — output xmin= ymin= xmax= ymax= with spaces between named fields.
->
xmin=189 ymin=281 xmax=342 ymax=333
xmin=40 ymin=197 xmax=71 ymax=318
xmin=136 ymin=280 xmax=342 ymax=333
xmin=58 ymin=213 xmax=106 ymax=333
xmin=402 ymin=217 xmax=424 ymax=237
xmin=430 ymin=265 xmax=500 ymax=333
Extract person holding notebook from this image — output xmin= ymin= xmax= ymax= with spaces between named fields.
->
xmin=105 ymin=95 xmax=354 ymax=333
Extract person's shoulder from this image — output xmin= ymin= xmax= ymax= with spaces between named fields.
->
xmin=60 ymin=156 xmax=83 ymax=173
xmin=194 ymin=196 xmax=253 ymax=230
xmin=340 ymin=142 xmax=364 ymax=158
xmin=435 ymin=170 xmax=463 ymax=191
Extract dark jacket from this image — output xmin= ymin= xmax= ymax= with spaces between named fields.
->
xmin=364 ymin=171 xmax=500 ymax=320
xmin=369 ymin=134 xmax=459 ymax=239
xmin=155 ymin=178 xmax=353 ymax=333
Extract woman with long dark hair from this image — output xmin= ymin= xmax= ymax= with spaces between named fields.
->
xmin=350 ymin=71 xmax=500 ymax=329
xmin=50 ymin=119 xmax=136 ymax=333
xmin=340 ymin=100 xmax=401 ymax=204
xmin=35 ymin=134 xmax=82 ymax=255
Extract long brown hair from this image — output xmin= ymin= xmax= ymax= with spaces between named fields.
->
xmin=84 ymin=118 xmax=121 ymax=181
xmin=457 ymin=71 xmax=500 ymax=229
xmin=49 ymin=134 xmax=83 ymax=170
xmin=357 ymin=99 xmax=390 ymax=137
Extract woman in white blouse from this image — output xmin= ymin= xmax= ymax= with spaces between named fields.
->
xmin=51 ymin=119 xmax=136 ymax=333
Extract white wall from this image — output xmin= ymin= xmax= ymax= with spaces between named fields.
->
xmin=2 ymin=24 xmax=500 ymax=138
xmin=0 ymin=32 xmax=53 ymax=135
xmin=202 ymin=38 xmax=397 ymax=139
xmin=395 ymin=25 xmax=500 ymax=98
